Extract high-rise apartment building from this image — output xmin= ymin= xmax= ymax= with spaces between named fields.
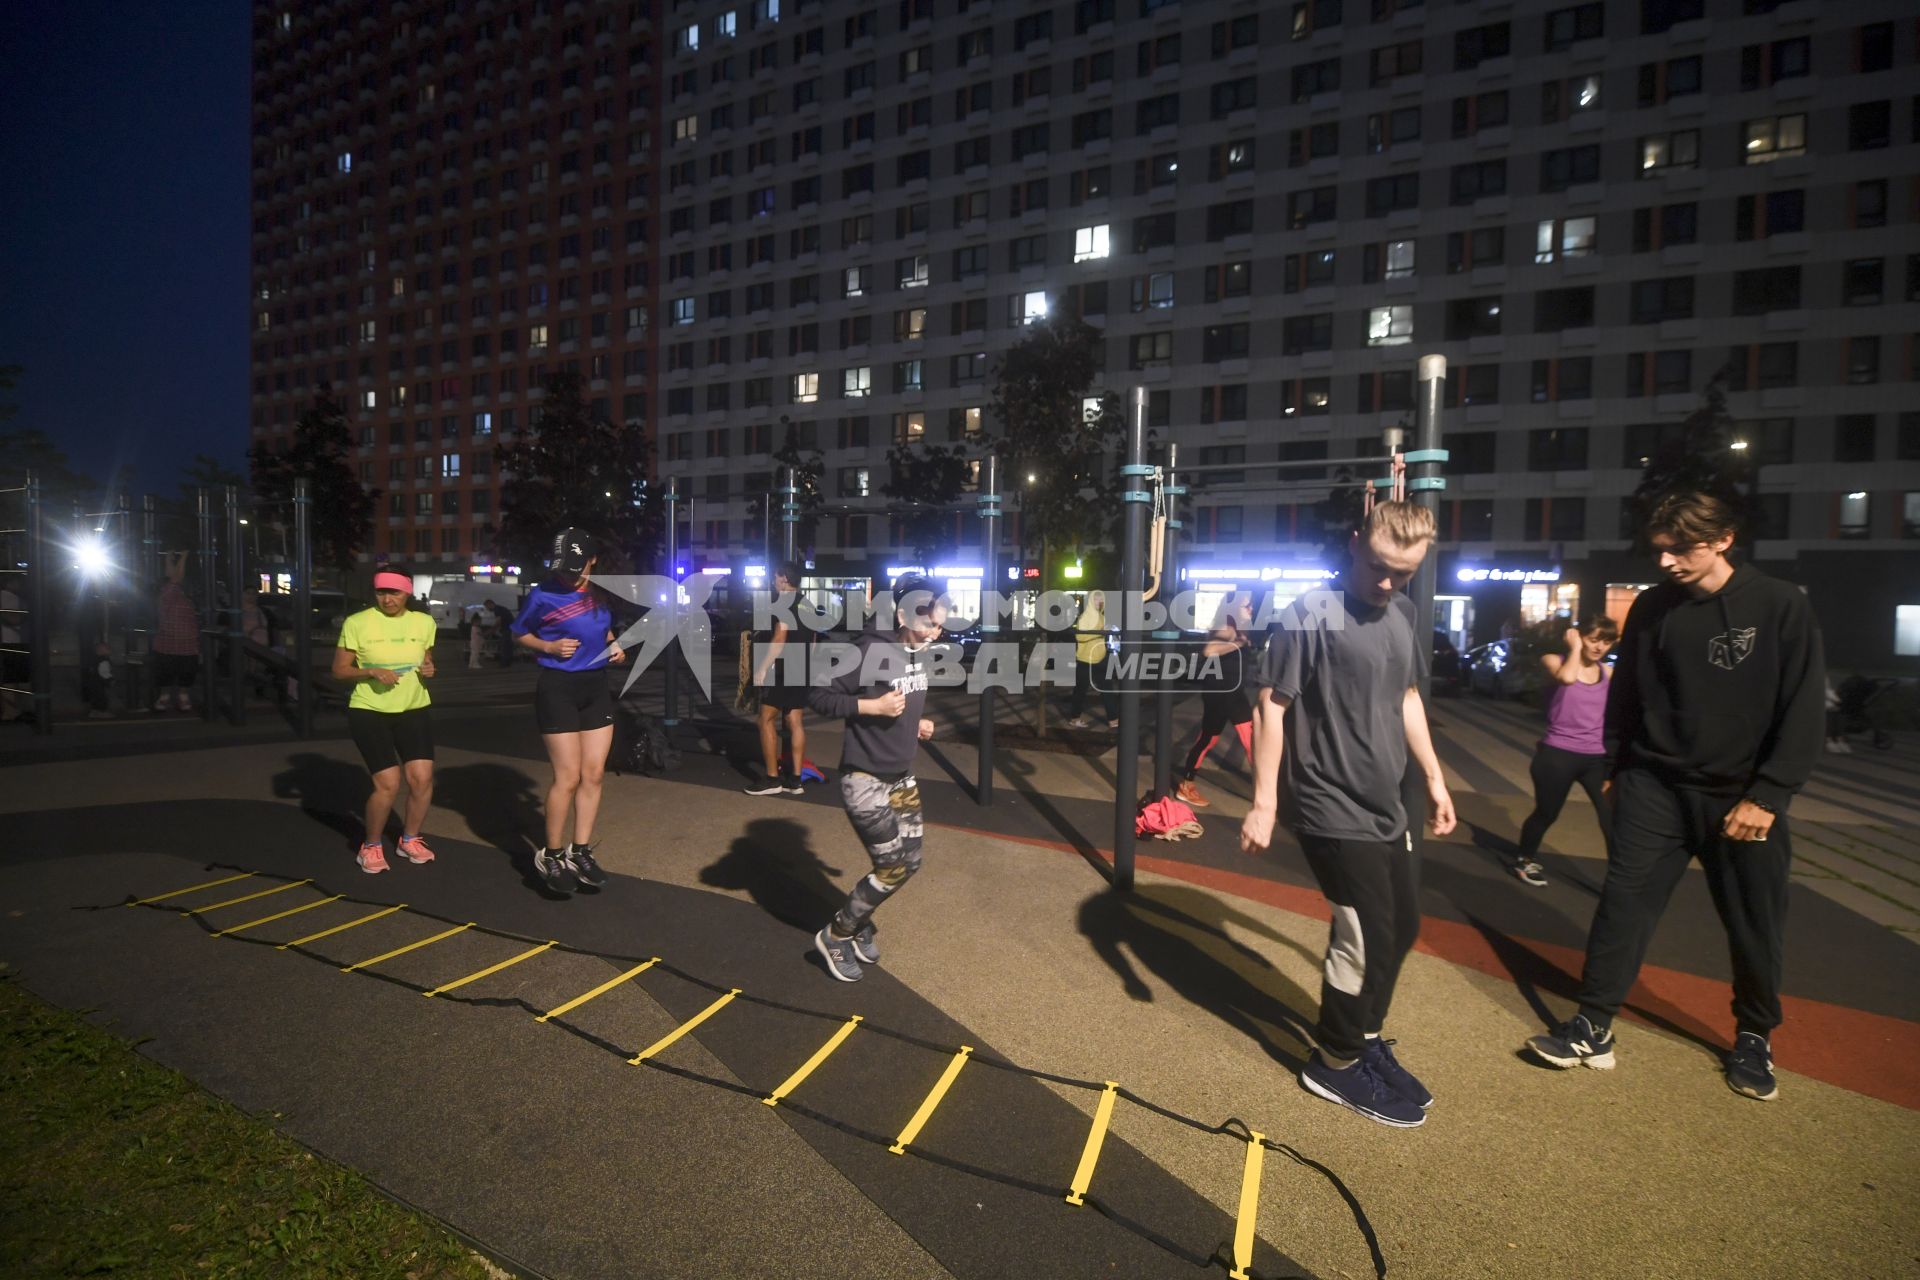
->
xmin=248 ymin=0 xmax=660 ymax=579
xmin=654 ymin=0 xmax=1917 ymax=666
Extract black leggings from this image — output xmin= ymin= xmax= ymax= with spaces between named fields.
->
xmin=1518 ymin=743 xmax=1612 ymax=857
xmin=1180 ymin=694 xmax=1252 ymax=779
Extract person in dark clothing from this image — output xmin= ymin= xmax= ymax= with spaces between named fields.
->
xmin=1526 ymin=490 xmax=1824 ymax=1102
xmin=807 ymin=573 xmax=944 ymax=982
xmin=1509 ymin=614 xmax=1619 ymax=887
xmin=1241 ymin=501 xmax=1457 ymax=1130
xmin=1174 ymin=593 xmax=1256 ymax=809
xmin=745 ymin=561 xmax=811 ymax=796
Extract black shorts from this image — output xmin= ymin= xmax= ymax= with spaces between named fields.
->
xmin=536 ymin=666 xmax=615 ymax=734
xmin=347 ymin=707 xmax=435 ymax=774
xmin=758 ymin=680 xmax=810 ymax=712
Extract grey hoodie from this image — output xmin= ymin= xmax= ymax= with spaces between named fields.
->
xmin=809 ymin=630 xmax=931 ymax=779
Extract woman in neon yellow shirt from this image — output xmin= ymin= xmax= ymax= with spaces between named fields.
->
xmin=333 ymin=569 xmax=439 ymax=874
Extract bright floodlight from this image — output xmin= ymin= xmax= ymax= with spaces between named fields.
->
xmin=75 ymin=539 xmax=111 ymax=577
xmin=1730 ymin=440 xmax=1749 ymax=451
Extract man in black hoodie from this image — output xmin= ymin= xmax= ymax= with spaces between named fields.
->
xmin=1525 ymin=491 xmax=1824 ymax=1100
xmin=807 ymin=574 xmax=944 ymax=982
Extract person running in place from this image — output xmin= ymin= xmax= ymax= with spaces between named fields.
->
xmin=512 ymin=528 xmax=628 ymax=893
xmin=334 ymin=568 xmax=440 ymax=873
xmin=152 ymin=551 xmax=200 ymax=712
xmin=745 ymin=561 xmax=811 ymax=796
xmin=1175 ymin=593 xmax=1257 ymax=809
xmin=808 ymin=573 xmax=943 ymax=982
xmin=1240 ymin=501 xmax=1457 ymax=1129
xmin=1525 ymin=490 xmax=1823 ymax=1101
xmin=1065 ymin=589 xmax=1119 ymax=730
xmin=1509 ymin=615 xmax=1619 ymax=887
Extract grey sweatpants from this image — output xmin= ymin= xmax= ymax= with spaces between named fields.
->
xmin=831 ymin=770 xmax=925 ymax=936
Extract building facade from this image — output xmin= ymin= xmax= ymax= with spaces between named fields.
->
xmin=248 ymin=0 xmax=660 ymax=583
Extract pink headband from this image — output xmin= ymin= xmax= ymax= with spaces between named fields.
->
xmin=373 ymin=572 xmax=411 ymax=593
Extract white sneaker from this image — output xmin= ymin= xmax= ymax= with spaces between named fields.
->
xmin=176 ymin=692 xmax=192 ymax=712
xmin=1824 ymin=739 xmax=1852 ymax=755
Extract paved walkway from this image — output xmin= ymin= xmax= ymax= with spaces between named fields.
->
xmin=1 ymin=670 xmax=1916 ymax=1279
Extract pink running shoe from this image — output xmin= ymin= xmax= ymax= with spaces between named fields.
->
xmin=396 ymin=835 xmax=435 ymax=864
xmin=356 ymin=840 xmax=390 ymax=874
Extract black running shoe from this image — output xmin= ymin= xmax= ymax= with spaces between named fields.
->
xmin=1725 ymin=1031 xmax=1778 ymax=1101
xmin=566 ymin=843 xmax=608 ymax=888
xmin=744 ymin=777 xmax=787 ymax=796
xmin=535 ymin=847 xmax=578 ymax=893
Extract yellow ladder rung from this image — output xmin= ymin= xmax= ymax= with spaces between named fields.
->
xmin=1228 ymin=1129 xmax=1267 ymax=1280
xmin=341 ymin=923 xmax=473 ymax=973
xmin=182 ymin=879 xmax=314 ymax=916
xmin=424 ymin=940 xmax=557 ymax=997
xmin=537 ymin=957 xmax=659 ymax=1023
xmin=1064 ymin=1082 xmax=1120 ymax=1206
xmin=126 ymin=871 xmax=256 ymax=907
xmin=279 ymin=903 xmax=407 ymax=950
xmin=212 ymin=894 xmax=345 ymax=938
xmin=629 ymin=988 xmax=740 ymax=1064
xmin=764 ymin=1016 xmax=862 ymax=1107
xmin=889 ymin=1046 xmax=973 ymax=1156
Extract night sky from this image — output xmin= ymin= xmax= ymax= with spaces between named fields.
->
xmin=0 ymin=4 xmax=250 ymax=496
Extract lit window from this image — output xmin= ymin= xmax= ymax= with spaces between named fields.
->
xmin=473 ymin=412 xmax=492 ymax=435
xmin=676 ymin=23 xmax=700 ymax=51
xmin=1384 ymin=240 xmax=1415 ymax=279
xmin=1073 ymin=225 xmax=1111 ymax=263
xmin=1839 ymin=490 xmax=1871 ymax=539
xmin=1367 ymin=305 xmax=1414 ymax=346
xmin=963 ymin=406 xmax=982 ymax=436
xmin=1535 ymin=217 xmax=1596 ymax=264
xmin=1743 ymin=114 xmax=1806 ymax=164
xmin=359 ymin=319 xmax=377 ymax=343
xmin=529 ymin=324 xmax=549 ymax=352
xmin=1082 ymin=397 xmax=1102 ymax=424
xmin=902 ymin=412 xmax=925 ymax=440
xmin=843 ymin=266 xmax=867 ymax=298
xmin=336 ymin=152 xmax=352 ymax=173
xmin=843 ymin=366 xmax=872 ymax=398
xmin=670 ymin=298 xmax=696 ymax=325
xmin=442 ymin=452 xmax=461 ymax=479
xmin=897 ymin=255 xmax=929 ymax=289
xmin=716 ymin=11 xmax=737 ymax=38
xmin=390 ymin=276 xmax=406 ymax=298
xmin=674 ymin=115 xmax=699 ymax=142
xmin=754 ymin=0 xmax=781 ymax=23
xmin=1639 ymin=130 xmax=1699 ymax=173
xmin=1022 ymin=290 xmax=1049 ymax=324
xmin=793 ymin=372 xmax=819 ymax=402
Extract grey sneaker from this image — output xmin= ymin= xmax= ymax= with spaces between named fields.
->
xmin=565 ymin=843 xmax=608 ymax=888
xmin=1525 ymin=1014 xmax=1616 ymax=1070
xmin=534 ymin=847 xmax=578 ymax=893
xmin=1725 ymin=1031 xmax=1778 ymax=1100
xmin=850 ymin=923 xmax=879 ymax=965
xmin=813 ymin=926 xmax=864 ymax=982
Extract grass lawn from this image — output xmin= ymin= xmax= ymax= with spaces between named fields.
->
xmin=0 ymin=974 xmax=501 ymax=1279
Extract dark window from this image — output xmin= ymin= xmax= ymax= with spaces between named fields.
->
xmin=1835 ymin=414 xmax=1877 ymax=463
xmin=1281 ymin=313 xmax=1333 ymax=354
xmin=1447 ymin=227 xmax=1505 ymax=273
xmin=1529 ymin=428 xmax=1589 ymax=470
xmin=1731 ymin=267 xmax=1801 ymax=316
xmin=1545 ymin=3 xmax=1604 ymax=50
xmin=1628 ymin=277 xmax=1693 ymax=324
xmin=1450 ymin=90 xmax=1509 ymax=138
xmin=1535 ymin=286 xmax=1596 ymax=332
xmin=1445 ymin=296 xmax=1503 ymax=340
xmin=1365 ymin=174 xmax=1420 ymax=216
xmin=1291 ymin=57 xmax=1341 ymax=103
xmin=1449 ymin=160 xmax=1506 ymax=205
xmin=1293 ymin=122 xmax=1342 ymax=165
xmin=1447 ymin=432 xmax=1499 ymax=473
xmin=1846 ymin=336 xmax=1880 ymax=385
xmin=1132 ymin=212 xmax=1176 ymax=252
xmin=1540 ymin=145 xmax=1600 ymax=192
xmin=1850 ymin=101 xmax=1891 ymax=150
xmin=1456 ymin=22 xmax=1511 ymax=68
xmin=1858 ymin=21 xmax=1894 ymax=74
xmin=1855 ymin=180 xmax=1888 ymax=229
xmin=1206 ymin=199 xmax=1254 ymax=241
xmin=1288 ymin=186 xmax=1338 ymax=228
xmin=1640 ymin=0 xmax=1703 ymax=36
xmin=1202 ymin=323 xmax=1251 ymax=362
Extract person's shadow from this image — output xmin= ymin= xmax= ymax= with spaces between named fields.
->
xmin=271 ymin=752 xmax=377 ymax=849
xmin=432 ymin=762 xmax=551 ymax=893
xmin=1078 ymin=883 xmax=1320 ymax=1072
xmin=698 ymin=817 xmax=846 ymax=932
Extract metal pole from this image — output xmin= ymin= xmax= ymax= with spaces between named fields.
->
xmin=293 ymin=479 xmax=313 ymax=738
xmin=1113 ymin=388 xmax=1150 ymax=892
xmin=1152 ymin=441 xmax=1180 ymax=800
xmin=196 ymin=488 xmax=217 ymax=720
xmin=662 ymin=475 xmax=679 ymax=728
xmin=137 ymin=494 xmax=157 ymax=711
xmin=225 ymin=484 xmax=246 ymax=726
xmin=1403 ymin=354 xmax=1447 ymax=859
xmin=26 ymin=474 xmax=52 ymax=735
xmin=778 ymin=464 xmax=799 ymax=565
xmin=975 ymin=454 xmax=1000 ymax=806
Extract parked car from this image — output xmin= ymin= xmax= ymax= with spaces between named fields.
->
xmin=1466 ymin=640 xmax=1532 ymax=700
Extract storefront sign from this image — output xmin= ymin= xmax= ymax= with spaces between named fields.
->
xmin=1455 ymin=567 xmax=1561 ymax=584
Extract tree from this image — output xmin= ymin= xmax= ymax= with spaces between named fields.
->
xmin=250 ymin=386 xmax=375 ymax=576
xmin=494 ymin=368 xmax=662 ymax=575
xmin=985 ymin=317 xmax=1125 ymax=570
xmin=881 ymin=438 xmax=972 ymax=565
xmin=745 ymin=417 xmax=826 ymax=559
xmin=984 ymin=317 xmax=1125 ymax=735
xmin=1627 ymin=366 xmax=1751 ymax=551
xmin=155 ymin=454 xmax=252 ymax=558
xmin=0 ymin=428 xmax=97 ymax=509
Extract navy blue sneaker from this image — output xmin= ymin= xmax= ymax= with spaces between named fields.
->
xmin=1364 ymin=1038 xmax=1433 ymax=1109
xmin=1299 ymin=1052 xmax=1426 ymax=1128
xmin=1525 ymin=1014 xmax=1616 ymax=1070
xmin=565 ymin=843 xmax=608 ymax=888
xmin=1725 ymin=1031 xmax=1778 ymax=1101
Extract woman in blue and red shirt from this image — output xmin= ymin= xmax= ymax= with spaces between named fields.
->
xmin=512 ymin=527 xmax=628 ymax=894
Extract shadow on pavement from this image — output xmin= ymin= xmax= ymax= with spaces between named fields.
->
xmin=1078 ymin=882 xmax=1318 ymax=1073
xmin=698 ymin=817 xmax=846 ymax=931
xmin=270 ymin=752 xmax=374 ymax=850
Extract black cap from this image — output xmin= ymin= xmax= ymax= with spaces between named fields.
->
xmin=548 ymin=528 xmax=599 ymax=576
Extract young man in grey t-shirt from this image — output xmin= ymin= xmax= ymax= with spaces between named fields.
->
xmin=1241 ymin=501 xmax=1457 ymax=1129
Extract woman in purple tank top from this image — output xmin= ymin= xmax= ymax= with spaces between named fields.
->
xmin=1511 ymin=615 xmax=1619 ymax=887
